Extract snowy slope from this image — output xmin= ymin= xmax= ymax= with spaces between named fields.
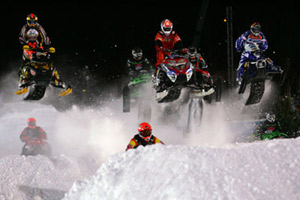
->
xmin=64 ymin=138 xmax=300 ymax=200
xmin=0 ymin=155 xmax=82 ymax=200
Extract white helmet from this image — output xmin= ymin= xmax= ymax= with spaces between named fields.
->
xmin=160 ymin=19 xmax=173 ymax=36
xmin=266 ymin=113 xmax=276 ymax=123
xmin=26 ymin=29 xmax=39 ymax=42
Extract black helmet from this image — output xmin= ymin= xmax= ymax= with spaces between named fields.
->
xmin=187 ymin=47 xmax=198 ymax=62
xmin=132 ymin=47 xmax=143 ymax=60
xmin=26 ymin=13 xmax=38 ymax=27
xmin=250 ymin=22 xmax=261 ymax=36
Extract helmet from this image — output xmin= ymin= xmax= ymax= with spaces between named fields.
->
xmin=26 ymin=13 xmax=38 ymax=27
xmin=26 ymin=29 xmax=39 ymax=42
xmin=132 ymin=47 xmax=143 ymax=60
xmin=27 ymin=118 xmax=36 ymax=128
xmin=138 ymin=122 xmax=152 ymax=142
xmin=250 ymin=22 xmax=261 ymax=36
xmin=187 ymin=47 xmax=198 ymax=62
xmin=266 ymin=113 xmax=276 ymax=123
xmin=161 ymin=19 xmax=173 ymax=36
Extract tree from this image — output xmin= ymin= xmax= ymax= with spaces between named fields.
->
xmin=275 ymin=95 xmax=300 ymax=138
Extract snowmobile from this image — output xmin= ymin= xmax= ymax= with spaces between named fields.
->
xmin=154 ymin=50 xmax=219 ymax=134
xmin=238 ymin=42 xmax=282 ymax=105
xmin=154 ymin=52 xmax=215 ymax=103
xmin=21 ymin=138 xmax=52 ymax=157
xmin=123 ymin=70 xmax=153 ymax=121
xmin=15 ymin=45 xmax=72 ymax=100
xmin=261 ymin=131 xmax=288 ymax=140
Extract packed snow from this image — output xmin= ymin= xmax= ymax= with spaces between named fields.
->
xmin=0 ymin=155 xmax=82 ymax=200
xmin=64 ymin=139 xmax=300 ymax=200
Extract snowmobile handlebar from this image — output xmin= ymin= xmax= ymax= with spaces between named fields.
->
xmin=23 ymin=45 xmax=56 ymax=54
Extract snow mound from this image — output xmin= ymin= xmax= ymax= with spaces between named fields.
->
xmin=0 ymin=154 xmax=83 ymax=200
xmin=64 ymin=138 xmax=300 ymax=200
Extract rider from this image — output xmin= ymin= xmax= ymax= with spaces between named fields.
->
xmin=127 ymin=47 xmax=153 ymax=80
xmin=126 ymin=122 xmax=164 ymax=150
xmin=17 ymin=13 xmax=70 ymax=94
xmin=255 ymin=112 xmax=287 ymax=140
xmin=186 ymin=47 xmax=208 ymax=69
xmin=18 ymin=13 xmax=51 ymax=89
xmin=19 ymin=13 xmax=51 ymax=48
xmin=186 ymin=47 xmax=214 ymax=90
xmin=235 ymin=22 xmax=280 ymax=84
xmin=20 ymin=118 xmax=47 ymax=145
xmin=155 ymin=19 xmax=183 ymax=68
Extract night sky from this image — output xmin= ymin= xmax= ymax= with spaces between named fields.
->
xmin=1 ymin=1 xmax=299 ymax=97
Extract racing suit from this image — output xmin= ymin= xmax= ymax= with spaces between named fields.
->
xmin=155 ymin=30 xmax=183 ymax=67
xmin=126 ymin=134 xmax=164 ymax=150
xmin=235 ymin=30 xmax=268 ymax=82
xmin=20 ymin=126 xmax=47 ymax=143
xmin=127 ymin=57 xmax=153 ymax=80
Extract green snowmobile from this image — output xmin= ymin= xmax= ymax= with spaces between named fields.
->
xmin=261 ymin=131 xmax=288 ymax=140
xmin=122 ymin=70 xmax=153 ymax=121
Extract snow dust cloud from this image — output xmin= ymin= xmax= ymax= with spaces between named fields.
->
xmin=0 ymin=68 xmax=279 ymax=174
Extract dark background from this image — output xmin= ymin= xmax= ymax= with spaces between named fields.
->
xmin=1 ymin=1 xmax=299 ymax=101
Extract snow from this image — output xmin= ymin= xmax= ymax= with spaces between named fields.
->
xmin=1 ymin=75 xmax=299 ymax=200
xmin=64 ymin=139 xmax=300 ymax=200
xmin=0 ymin=155 xmax=82 ymax=200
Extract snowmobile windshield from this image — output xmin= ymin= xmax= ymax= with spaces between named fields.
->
xmin=32 ymin=52 xmax=50 ymax=63
xmin=166 ymin=59 xmax=187 ymax=70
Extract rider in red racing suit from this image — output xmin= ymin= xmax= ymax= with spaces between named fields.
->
xmin=20 ymin=118 xmax=47 ymax=143
xmin=155 ymin=19 xmax=183 ymax=68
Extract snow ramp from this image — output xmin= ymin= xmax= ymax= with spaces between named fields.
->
xmin=0 ymin=154 xmax=83 ymax=200
xmin=64 ymin=138 xmax=300 ymax=200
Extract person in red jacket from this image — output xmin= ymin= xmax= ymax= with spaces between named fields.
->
xmin=155 ymin=19 xmax=183 ymax=67
xmin=20 ymin=118 xmax=47 ymax=143
xmin=126 ymin=122 xmax=164 ymax=150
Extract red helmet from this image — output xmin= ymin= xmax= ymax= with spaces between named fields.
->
xmin=27 ymin=118 xmax=36 ymax=128
xmin=26 ymin=13 xmax=38 ymax=27
xmin=161 ymin=19 xmax=173 ymax=36
xmin=138 ymin=122 xmax=152 ymax=142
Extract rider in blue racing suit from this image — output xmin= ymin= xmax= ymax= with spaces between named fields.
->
xmin=235 ymin=22 xmax=280 ymax=84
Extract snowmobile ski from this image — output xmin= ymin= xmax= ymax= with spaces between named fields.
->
xmin=58 ymin=87 xmax=72 ymax=96
xmin=15 ymin=87 xmax=29 ymax=95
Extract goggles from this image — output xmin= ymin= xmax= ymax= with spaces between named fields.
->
xmin=163 ymin=27 xmax=171 ymax=32
xmin=133 ymin=52 xmax=143 ymax=58
xmin=28 ymin=122 xmax=36 ymax=128
xmin=28 ymin=20 xmax=36 ymax=25
xmin=139 ymin=130 xmax=152 ymax=137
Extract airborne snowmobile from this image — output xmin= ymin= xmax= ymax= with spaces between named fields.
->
xmin=123 ymin=70 xmax=153 ymax=121
xmin=154 ymin=51 xmax=215 ymax=103
xmin=153 ymin=50 xmax=219 ymax=134
xmin=15 ymin=45 xmax=72 ymax=100
xmin=238 ymin=42 xmax=282 ymax=105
